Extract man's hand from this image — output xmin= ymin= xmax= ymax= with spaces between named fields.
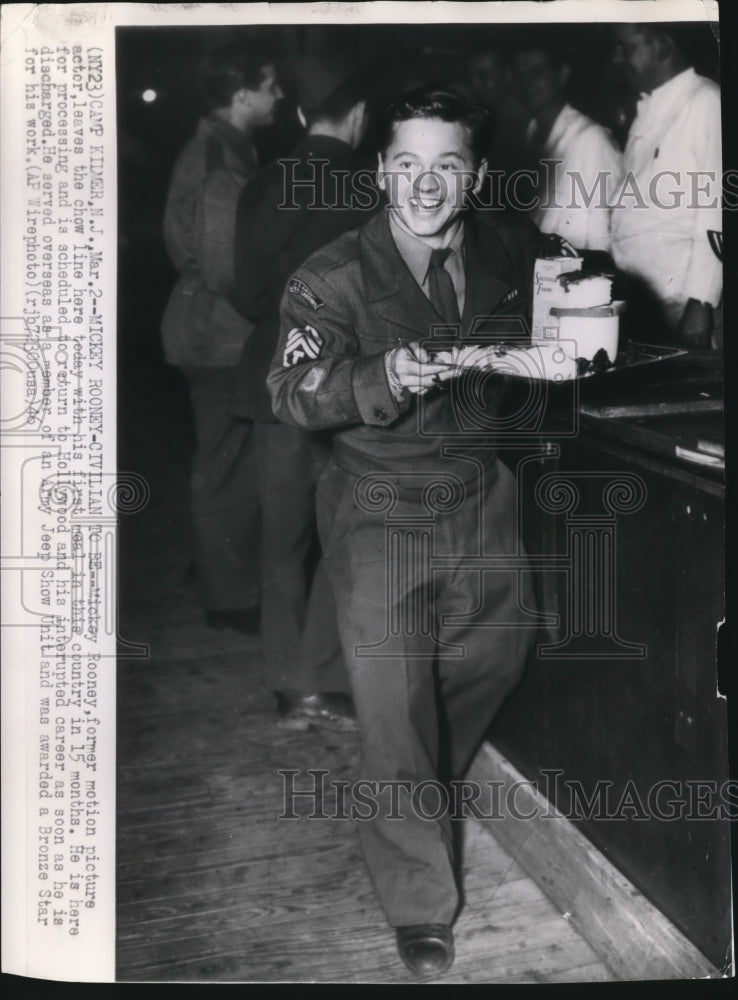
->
xmin=678 ymin=299 xmax=713 ymax=349
xmin=389 ymin=343 xmax=457 ymax=395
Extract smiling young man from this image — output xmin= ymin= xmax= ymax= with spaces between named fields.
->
xmin=268 ymin=89 xmax=543 ymax=978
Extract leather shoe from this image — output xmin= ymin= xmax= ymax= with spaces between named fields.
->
xmin=396 ymin=924 xmax=454 ymax=978
xmin=276 ymin=692 xmax=358 ymax=732
xmin=205 ymin=607 xmax=260 ymax=635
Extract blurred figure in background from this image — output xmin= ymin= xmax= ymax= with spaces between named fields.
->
xmin=160 ymin=44 xmax=284 ymax=634
xmin=230 ymin=54 xmax=379 ymax=730
xmin=463 ymin=44 xmax=535 ymax=212
xmin=610 ymin=23 xmax=722 ymax=348
xmin=467 ymin=46 xmax=507 ymax=109
xmin=513 ymin=34 xmax=623 ymax=251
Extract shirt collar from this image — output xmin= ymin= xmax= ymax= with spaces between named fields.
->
xmin=637 ymin=66 xmax=697 ymax=117
xmin=389 ymin=212 xmax=465 ymax=287
xmin=547 ymin=103 xmax=577 ymax=148
xmin=527 ymin=103 xmax=574 ymax=147
xmin=204 ymin=113 xmax=257 ymax=169
xmin=297 ymin=133 xmax=354 ymax=158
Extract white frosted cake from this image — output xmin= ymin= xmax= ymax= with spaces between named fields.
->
xmin=430 ymin=269 xmax=624 ymax=380
xmin=554 ymin=270 xmax=613 ymax=308
xmin=549 ymin=271 xmax=623 ymax=365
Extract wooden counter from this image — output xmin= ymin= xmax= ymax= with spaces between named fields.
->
xmin=486 ymin=358 xmax=730 ymax=970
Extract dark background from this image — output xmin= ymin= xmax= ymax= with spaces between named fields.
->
xmin=115 ymin=18 xmax=721 ymax=447
xmin=114 ymin=12 xmax=734 ymax=981
xmin=2 ymin=12 xmax=733 ymax=998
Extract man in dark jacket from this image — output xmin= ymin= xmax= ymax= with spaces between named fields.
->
xmin=268 ymin=89 xmax=552 ymax=976
xmin=231 ymin=56 xmax=379 ymax=729
xmin=161 ymin=42 xmax=283 ymax=633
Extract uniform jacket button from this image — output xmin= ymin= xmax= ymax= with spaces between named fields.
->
xmin=374 ymin=407 xmax=388 ymax=421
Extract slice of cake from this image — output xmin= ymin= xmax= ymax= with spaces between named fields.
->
xmin=548 ymin=270 xmax=621 ymax=365
xmin=555 ymin=270 xmax=613 ymax=308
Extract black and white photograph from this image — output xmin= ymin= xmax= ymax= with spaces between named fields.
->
xmin=1 ymin=0 xmax=734 ymax=987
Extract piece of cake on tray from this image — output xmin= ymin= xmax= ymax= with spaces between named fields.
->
xmin=555 ymin=269 xmax=613 ymax=308
xmin=550 ymin=270 xmax=625 ymax=367
xmin=430 ymin=268 xmax=625 ymax=381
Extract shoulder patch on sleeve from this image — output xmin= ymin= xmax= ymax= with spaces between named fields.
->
xmin=288 ymin=277 xmax=325 ymax=311
xmin=283 ymin=325 xmax=324 ymax=367
xmin=300 ymin=366 xmax=326 ymax=393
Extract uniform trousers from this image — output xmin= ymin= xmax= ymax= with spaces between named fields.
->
xmin=185 ymin=366 xmax=261 ymax=612
xmin=254 ymin=421 xmax=346 ymax=695
xmin=316 ymin=455 xmax=536 ymax=926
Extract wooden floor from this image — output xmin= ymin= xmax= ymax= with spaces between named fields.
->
xmin=115 ymin=371 xmax=617 ymax=984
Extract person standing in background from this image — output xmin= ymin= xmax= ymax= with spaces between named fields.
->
xmin=464 ymin=43 xmax=536 ymax=208
xmin=513 ymin=35 xmax=623 ymax=251
xmin=610 ymin=23 xmax=722 ymax=348
xmin=160 ymin=43 xmax=284 ymax=633
xmin=230 ymin=54 xmax=378 ymax=730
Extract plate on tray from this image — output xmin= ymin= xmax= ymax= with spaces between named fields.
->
xmin=427 ymin=340 xmax=688 ymax=383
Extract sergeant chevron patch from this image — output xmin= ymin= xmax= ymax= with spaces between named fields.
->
xmin=288 ymin=278 xmax=325 ymax=311
xmin=283 ymin=325 xmax=324 ymax=367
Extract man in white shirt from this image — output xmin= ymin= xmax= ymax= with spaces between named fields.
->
xmin=513 ymin=39 xmax=624 ymax=252
xmin=610 ymin=23 xmax=722 ymax=347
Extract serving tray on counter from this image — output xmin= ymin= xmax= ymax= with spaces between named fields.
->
xmin=431 ymin=341 xmax=687 ymax=384
xmin=577 ymin=342 xmax=723 ymax=418
xmin=543 ymin=339 xmax=690 ymax=381
xmin=604 ymin=340 xmax=688 ymax=372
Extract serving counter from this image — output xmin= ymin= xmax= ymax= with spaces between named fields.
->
xmin=486 ymin=350 xmax=730 ymax=970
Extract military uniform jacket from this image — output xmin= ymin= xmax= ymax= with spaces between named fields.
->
xmin=161 ymin=115 xmax=257 ymax=368
xmin=231 ymin=134 xmax=377 ymax=420
xmin=268 ymin=209 xmax=544 ymax=481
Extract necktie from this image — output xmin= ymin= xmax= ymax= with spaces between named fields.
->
xmin=427 ymin=247 xmax=461 ymax=325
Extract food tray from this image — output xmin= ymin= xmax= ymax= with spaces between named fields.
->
xmin=427 ymin=340 xmax=688 ymax=383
